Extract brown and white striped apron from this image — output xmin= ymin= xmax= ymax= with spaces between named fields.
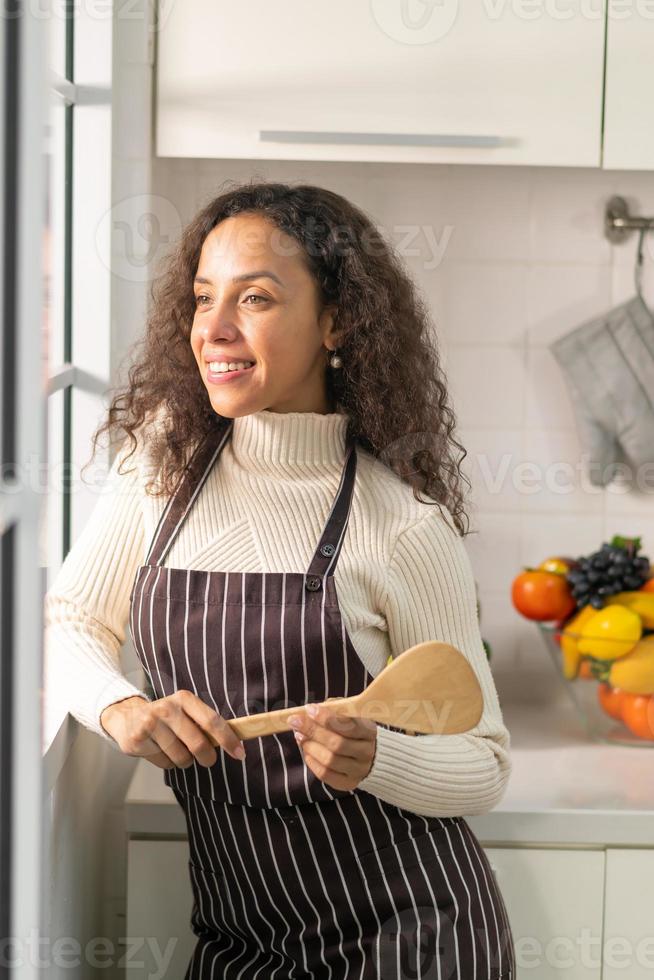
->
xmin=128 ymin=416 xmax=516 ymax=979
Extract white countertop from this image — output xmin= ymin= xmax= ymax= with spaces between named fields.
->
xmin=125 ymin=694 xmax=654 ymax=847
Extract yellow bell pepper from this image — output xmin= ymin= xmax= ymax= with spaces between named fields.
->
xmin=610 ymin=591 xmax=654 ymax=629
xmin=576 ymin=604 xmax=642 ymax=661
xmin=609 ymin=635 xmax=654 ymax=694
xmin=559 ymin=605 xmax=597 ymax=679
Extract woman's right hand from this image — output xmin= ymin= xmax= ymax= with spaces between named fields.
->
xmin=99 ymin=690 xmax=246 ymax=769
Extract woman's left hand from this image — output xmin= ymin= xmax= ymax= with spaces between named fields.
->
xmin=287 ymin=703 xmax=377 ymax=791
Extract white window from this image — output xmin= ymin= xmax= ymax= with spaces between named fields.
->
xmin=1 ymin=0 xmax=48 ymax=970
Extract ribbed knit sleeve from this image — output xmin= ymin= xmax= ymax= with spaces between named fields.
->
xmin=356 ymin=507 xmax=512 ymax=818
xmin=43 ymin=438 xmax=152 ymax=743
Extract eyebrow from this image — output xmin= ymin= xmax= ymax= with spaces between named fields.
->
xmin=194 ymin=270 xmax=284 ymax=287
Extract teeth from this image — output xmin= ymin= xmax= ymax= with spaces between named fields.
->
xmin=208 ymin=361 xmax=254 ymax=374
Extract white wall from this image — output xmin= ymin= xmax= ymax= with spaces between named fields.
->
xmin=150 ymin=157 xmax=654 ymax=711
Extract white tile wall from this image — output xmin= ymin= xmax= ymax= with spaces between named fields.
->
xmin=151 ymin=158 xmax=654 ymax=704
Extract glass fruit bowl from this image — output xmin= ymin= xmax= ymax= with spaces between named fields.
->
xmin=536 ymin=622 xmax=654 ymax=748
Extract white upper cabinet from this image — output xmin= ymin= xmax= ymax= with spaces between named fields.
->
xmin=155 ymin=0 xmax=606 ymax=167
xmin=603 ymin=2 xmax=654 ymax=170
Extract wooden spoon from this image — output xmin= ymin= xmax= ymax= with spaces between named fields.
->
xmin=213 ymin=641 xmax=484 ymax=742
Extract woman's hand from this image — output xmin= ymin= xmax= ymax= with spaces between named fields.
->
xmin=99 ymin=690 xmax=246 ymax=770
xmin=287 ymin=703 xmax=377 ymax=791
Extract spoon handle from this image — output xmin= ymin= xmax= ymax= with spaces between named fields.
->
xmin=217 ymin=695 xmax=364 ymax=742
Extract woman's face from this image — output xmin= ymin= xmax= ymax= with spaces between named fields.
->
xmin=190 ymin=213 xmax=339 ymax=417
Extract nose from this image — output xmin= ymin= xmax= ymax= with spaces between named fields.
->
xmin=196 ymin=302 xmax=239 ymax=343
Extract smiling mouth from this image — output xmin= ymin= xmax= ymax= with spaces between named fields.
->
xmin=205 ymin=362 xmax=256 ymax=383
xmin=207 ymin=360 xmax=255 ymax=374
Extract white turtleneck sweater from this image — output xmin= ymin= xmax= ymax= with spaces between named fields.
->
xmin=44 ymin=409 xmax=511 ymax=818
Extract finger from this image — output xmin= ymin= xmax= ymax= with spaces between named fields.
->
xmin=294 ymin=722 xmax=362 ymax=761
xmin=303 ymin=704 xmax=376 ymax=741
xmin=172 ymin=690 xmax=245 ymax=762
xmin=301 ymin=748 xmax=359 ymax=791
xmin=142 ymin=747 xmax=176 ymax=770
xmin=295 ymin=708 xmax=375 ymax=756
xmin=117 ymin=710 xmax=190 ymax=768
xmin=294 ymin=732 xmax=354 ymax=775
xmin=149 ymin=716 xmax=201 ymax=768
xmin=151 ymin=698 xmax=219 ymax=768
xmin=323 ymin=711 xmax=378 ymax=739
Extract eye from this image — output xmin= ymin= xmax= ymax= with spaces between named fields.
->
xmin=243 ymin=293 xmax=267 ymax=305
xmin=195 ymin=294 xmax=210 ymax=306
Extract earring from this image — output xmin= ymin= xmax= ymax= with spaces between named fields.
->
xmin=328 ymin=347 xmax=343 ymax=369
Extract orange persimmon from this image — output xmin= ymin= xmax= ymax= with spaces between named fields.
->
xmin=597 ymin=682 xmax=625 ymax=721
xmin=621 ymin=692 xmax=654 ymax=740
xmin=511 ymin=570 xmax=576 ymax=622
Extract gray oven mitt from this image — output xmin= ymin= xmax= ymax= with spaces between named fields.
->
xmin=549 ymin=294 xmax=654 ymax=488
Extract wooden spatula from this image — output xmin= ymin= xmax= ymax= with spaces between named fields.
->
xmin=214 ymin=641 xmax=483 ymax=742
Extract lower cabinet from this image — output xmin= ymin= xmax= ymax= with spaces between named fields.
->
xmin=126 ymin=840 xmax=195 ymax=976
xmin=602 ymin=849 xmax=654 ymax=980
xmin=126 ymin=839 xmax=649 ymax=979
xmin=485 ymin=847 xmax=606 ymax=979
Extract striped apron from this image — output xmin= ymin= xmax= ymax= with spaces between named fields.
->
xmin=128 ymin=416 xmax=516 ymax=979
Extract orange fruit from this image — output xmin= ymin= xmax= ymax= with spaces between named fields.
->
xmin=538 ymin=557 xmax=576 ymax=576
xmin=511 ymin=570 xmax=576 ymax=622
xmin=621 ymin=692 xmax=654 ymax=740
xmin=597 ymin=683 xmax=625 ymax=721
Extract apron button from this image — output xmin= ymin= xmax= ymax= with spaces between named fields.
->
xmin=305 ymin=576 xmax=322 ymax=591
xmin=320 ymin=543 xmax=335 ymax=557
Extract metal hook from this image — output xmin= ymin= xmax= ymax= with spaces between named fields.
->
xmin=604 ymin=196 xmax=653 ymax=312
xmin=635 ymin=226 xmax=647 ymax=304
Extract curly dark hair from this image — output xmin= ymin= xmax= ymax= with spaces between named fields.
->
xmin=87 ymin=178 xmax=471 ymax=536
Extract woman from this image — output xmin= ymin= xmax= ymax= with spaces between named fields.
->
xmin=45 ymin=180 xmax=516 ymax=979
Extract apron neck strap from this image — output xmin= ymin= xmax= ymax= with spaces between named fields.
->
xmin=305 ymin=429 xmax=357 ymax=579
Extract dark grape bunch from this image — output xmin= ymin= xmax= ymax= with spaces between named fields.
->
xmin=566 ymin=536 xmax=650 ymax=611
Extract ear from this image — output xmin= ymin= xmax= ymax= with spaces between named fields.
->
xmin=319 ymin=304 xmax=341 ymax=348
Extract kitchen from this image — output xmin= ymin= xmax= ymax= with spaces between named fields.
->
xmin=5 ymin=1 xmax=654 ymax=978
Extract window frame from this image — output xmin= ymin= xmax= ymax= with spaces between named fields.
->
xmin=0 ymin=1 xmax=49 ymax=972
xmin=0 ymin=0 xmax=116 ymax=967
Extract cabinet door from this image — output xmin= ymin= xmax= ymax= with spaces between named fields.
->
xmin=603 ymin=3 xmax=654 ymax=169
xmin=126 ymin=840 xmax=195 ymax=977
xmin=156 ymin=0 xmax=605 ymax=166
xmin=484 ymin=847 xmax=605 ymax=979
xmin=603 ymin=849 xmax=654 ymax=980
